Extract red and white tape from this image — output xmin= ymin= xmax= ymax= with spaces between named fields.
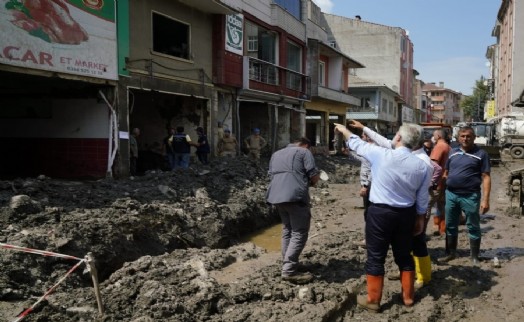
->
xmin=0 ymin=242 xmax=82 ymax=261
xmin=0 ymin=242 xmax=88 ymax=322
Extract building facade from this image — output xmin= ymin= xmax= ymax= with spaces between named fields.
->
xmin=490 ymin=0 xmax=524 ymax=116
xmin=422 ymin=82 xmax=462 ymax=124
xmin=323 ymin=14 xmax=416 ymax=130
xmin=0 ymin=1 xmax=118 ymax=178
xmin=304 ymin=0 xmax=362 ymax=152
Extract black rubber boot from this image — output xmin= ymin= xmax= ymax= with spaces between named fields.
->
xmin=470 ymin=238 xmax=481 ymax=266
xmin=439 ymin=236 xmax=458 ymax=263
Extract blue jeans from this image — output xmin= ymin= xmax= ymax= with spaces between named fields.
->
xmin=174 ymin=153 xmax=190 ymax=169
xmin=445 ymin=190 xmax=481 ymax=239
xmin=277 ymin=202 xmax=311 ymax=276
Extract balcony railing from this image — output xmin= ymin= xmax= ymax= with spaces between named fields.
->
xmin=244 ymin=56 xmax=310 ymax=99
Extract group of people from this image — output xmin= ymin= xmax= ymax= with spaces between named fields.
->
xmin=265 ymin=121 xmax=491 ymax=312
xmin=130 ymin=126 xmax=268 ymax=173
xmin=161 ymin=126 xmax=210 ymax=170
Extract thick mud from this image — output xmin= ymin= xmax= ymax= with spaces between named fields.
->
xmin=0 ymin=155 xmax=523 ymax=322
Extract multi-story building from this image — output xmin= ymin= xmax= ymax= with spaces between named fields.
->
xmin=346 ymin=75 xmax=400 ymax=136
xmin=0 ymin=1 xmax=119 ymax=178
xmin=413 ymin=79 xmax=430 ymax=123
xmin=422 ymin=82 xmax=462 ymax=124
xmin=490 ymin=0 xmax=524 ymax=116
xmin=304 ymin=0 xmax=363 ymax=152
xmin=323 ymin=14 xmax=416 ymax=132
xmin=115 ymin=0 xmax=234 ymax=176
xmin=216 ymin=0 xmax=311 ymax=153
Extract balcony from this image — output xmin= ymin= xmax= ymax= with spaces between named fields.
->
xmin=243 ymin=56 xmax=310 ymax=100
xmin=316 ymin=87 xmax=361 ymax=105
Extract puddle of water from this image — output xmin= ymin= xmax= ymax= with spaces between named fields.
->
xmin=240 ymin=223 xmax=282 ymax=253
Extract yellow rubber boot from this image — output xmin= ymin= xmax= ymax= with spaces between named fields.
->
xmin=413 ymin=256 xmax=431 ymax=289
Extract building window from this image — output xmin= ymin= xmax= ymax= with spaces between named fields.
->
xmin=319 ymin=61 xmax=326 ymax=86
xmin=247 ymin=35 xmax=258 ymax=52
xmin=274 ymin=0 xmax=301 ymax=19
xmin=152 ymin=12 xmax=190 ymax=60
xmin=287 ymin=41 xmax=302 ymax=91
xmin=389 ymin=101 xmax=393 ymax=115
xmin=382 ymin=98 xmax=387 ymax=113
xmin=361 ymin=97 xmax=370 ymax=108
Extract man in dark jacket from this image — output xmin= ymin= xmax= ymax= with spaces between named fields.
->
xmin=172 ymin=126 xmax=192 ymax=169
xmin=194 ymin=127 xmax=210 ymax=165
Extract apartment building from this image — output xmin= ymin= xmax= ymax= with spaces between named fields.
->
xmin=490 ymin=0 xmax=524 ymax=116
xmin=323 ymin=14 xmax=415 ymax=133
xmin=304 ymin=0 xmax=363 ymax=151
xmin=422 ymin=82 xmax=462 ymax=124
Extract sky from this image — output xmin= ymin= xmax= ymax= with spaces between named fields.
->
xmin=313 ymin=0 xmax=501 ymax=96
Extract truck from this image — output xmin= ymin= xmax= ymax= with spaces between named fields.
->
xmin=492 ymin=114 xmax=524 ymax=159
xmin=420 ymin=122 xmax=453 ymax=141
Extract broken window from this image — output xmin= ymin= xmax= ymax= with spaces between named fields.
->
xmin=152 ymin=12 xmax=190 ymax=60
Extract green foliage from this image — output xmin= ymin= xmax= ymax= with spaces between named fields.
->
xmin=460 ymin=77 xmax=489 ymax=121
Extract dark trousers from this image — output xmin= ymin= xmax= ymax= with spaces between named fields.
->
xmin=365 ymin=203 xmax=416 ymax=276
xmin=196 ymin=152 xmax=209 ymax=165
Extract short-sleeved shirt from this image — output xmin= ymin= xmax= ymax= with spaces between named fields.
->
xmin=266 ymin=144 xmax=319 ymax=205
xmin=445 ymin=145 xmax=490 ymax=194
xmin=430 ymin=139 xmax=451 ymax=189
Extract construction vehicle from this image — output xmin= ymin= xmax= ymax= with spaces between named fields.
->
xmin=420 ymin=122 xmax=453 ymax=141
xmin=492 ymin=114 xmax=524 ymax=159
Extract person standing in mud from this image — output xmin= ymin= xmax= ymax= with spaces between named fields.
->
xmin=346 ymin=130 xmax=374 ymax=247
xmin=334 ymin=122 xmax=430 ymax=312
xmin=172 ymin=126 xmax=193 ymax=169
xmin=217 ymin=129 xmax=238 ymax=157
xmin=429 ymin=129 xmax=451 ymax=236
xmin=244 ymin=128 xmax=267 ymax=162
xmin=129 ymin=128 xmax=140 ymax=176
xmin=348 ymin=120 xmax=441 ymax=290
xmin=266 ymin=137 xmax=320 ymax=284
xmin=162 ymin=127 xmax=175 ymax=170
xmin=439 ymin=126 xmax=491 ymax=266
xmin=194 ymin=127 xmax=210 ymax=165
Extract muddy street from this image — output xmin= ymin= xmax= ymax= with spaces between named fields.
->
xmin=1 ymin=156 xmax=524 ymax=321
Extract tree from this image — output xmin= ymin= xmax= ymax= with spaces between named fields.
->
xmin=460 ymin=77 xmax=489 ymax=121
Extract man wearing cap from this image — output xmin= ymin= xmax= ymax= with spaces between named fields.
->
xmin=217 ymin=128 xmax=238 ymax=157
xmin=244 ymin=128 xmax=267 ymax=161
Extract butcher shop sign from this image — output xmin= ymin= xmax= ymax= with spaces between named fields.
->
xmin=0 ymin=0 xmax=117 ymax=80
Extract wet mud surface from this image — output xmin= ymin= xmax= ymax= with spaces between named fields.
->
xmin=1 ymin=155 xmax=523 ymax=321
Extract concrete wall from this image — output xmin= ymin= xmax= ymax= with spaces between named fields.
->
xmin=325 ymin=15 xmax=402 ymax=92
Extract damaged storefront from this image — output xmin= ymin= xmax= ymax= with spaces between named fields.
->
xmin=0 ymin=0 xmax=118 ymax=179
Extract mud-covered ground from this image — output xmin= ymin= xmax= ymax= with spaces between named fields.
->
xmin=0 ymin=154 xmax=523 ymax=322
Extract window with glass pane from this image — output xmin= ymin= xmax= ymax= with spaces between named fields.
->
xmin=319 ymin=61 xmax=325 ymax=86
xmin=287 ymin=41 xmax=302 ymax=91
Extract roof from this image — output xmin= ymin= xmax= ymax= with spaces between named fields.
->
xmin=316 ymin=41 xmax=365 ymax=68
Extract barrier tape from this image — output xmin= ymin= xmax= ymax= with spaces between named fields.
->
xmin=0 ymin=242 xmax=83 ymax=261
xmin=12 ymin=259 xmax=86 ymax=322
xmin=0 ymin=242 xmax=87 ymax=322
